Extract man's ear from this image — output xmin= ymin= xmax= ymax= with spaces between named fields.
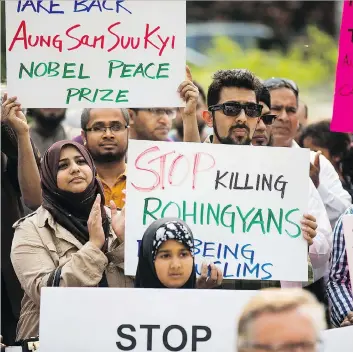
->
xmin=128 ymin=109 xmax=136 ymax=127
xmin=81 ymin=130 xmax=87 ymax=145
xmin=202 ymin=110 xmax=213 ymax=128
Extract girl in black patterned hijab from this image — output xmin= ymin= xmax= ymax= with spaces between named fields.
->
xmin=135 ymin=218 xmax=196 ymax=289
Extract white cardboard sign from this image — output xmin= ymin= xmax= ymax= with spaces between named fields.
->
xmin=39 ymin=287 xmax=257 ymax=352
xmin=125 ymin=140 xmax=310 ymax=282
xmin=6 ymin=0 xmax=186 ymax=108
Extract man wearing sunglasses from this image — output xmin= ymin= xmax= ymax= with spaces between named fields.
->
xmin=252 ymin=85 xmax=276 ymax=146
xmin=264 ymin=78 xmax=351 ymax=229
xmin=203 ymin=69 xmax=263 ymax=145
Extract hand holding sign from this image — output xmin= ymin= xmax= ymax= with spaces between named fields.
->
xmin=309 ymin=151 xmax=321 ymax=188
xmin=301 ymin=214 xmax=318 ymax=246
xmin=196 ymin=262 xmax=223 ymax=289
xmin=178 ymin=66 xmax=199 ymax=116
xmin=1 ymin=93 xmax=29 ymax=136
xmin=341 ymin=312 xmax=353 ymax=327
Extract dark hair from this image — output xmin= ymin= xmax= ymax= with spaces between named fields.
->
xmin=258 ymin=85 xmax=271 ymax=109
xmin=207 ymin=69 xmax=261 ymax=107
xmin=299 ymin=120 xmax=351 ymax=158
xmin=193 ymin=81 xmax=206 ymax=104
xmin=81 ymin=108 xmax=130 ymax=130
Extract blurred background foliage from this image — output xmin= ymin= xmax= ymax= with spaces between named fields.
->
xmin=189 ymin=26 xmax=338 ymax=93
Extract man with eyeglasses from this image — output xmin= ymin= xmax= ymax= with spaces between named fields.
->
xmin=203 ymin=69 xmax=263 ymax=145
xmin=237 ymin=288 xmax=326 ymax=352
xmin=128 ymin=68 xmax=201 ymax=143
xmin=80 ymin=108 xmax=130 ymax=209
xmin=128 ymin=107 xmax=176 ymax=141
xmin=264 ymin=78 xmax=351 ymax=230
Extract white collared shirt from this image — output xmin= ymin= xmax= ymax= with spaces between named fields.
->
xmin=292 ymin=141 xmax=352 ymax=229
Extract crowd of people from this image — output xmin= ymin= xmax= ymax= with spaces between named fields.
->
xmin=1 ymin=66 xmax=353 ymax=350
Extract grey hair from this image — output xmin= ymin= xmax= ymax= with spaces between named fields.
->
xmin=237 ymin=288 xmax=327 ymax=351
xmin=81 ymin=108 xmax=130 ymax=130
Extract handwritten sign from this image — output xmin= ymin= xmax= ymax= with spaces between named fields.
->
xmin=39 ymin=288 xmax=257 ymax=352
xmin=342 ymin=214 xmax=353 ymax=294
xmin=125 ymin=140 xmax=310 ymax=282
xmin=331 ymin=0 xmax=353 ymax=133
xmin=5 ymin=0 xmax=186 ymax=108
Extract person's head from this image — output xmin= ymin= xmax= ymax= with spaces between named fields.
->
xmin=252 ymin=85 xmax=276 ymax=146
xmin=237 ymin=288 xmax=326 ymax=352
xmin=299 ymin=120 xmax=351 ymax=170
xmin=81 ymin=108 xmax=129 ymax=164
xmin=41 ymin=141 xmax=108 ymax=244
xmin=28 ymin=108 xmax=67 ymax=131
xmin=173 ymin=81 xmax=207 ymax=138
xmin=128 ymin=107 xmax=176 ymax=141
xmin=41 ymin=140 xmax=96 ymax=194
xmin=264 ymin=78 xmax=299 ymax=147
xmin=135 ymin=218 xmax=196 ymax=289
xmin=203 ymin=69 xmax=262 ymax=145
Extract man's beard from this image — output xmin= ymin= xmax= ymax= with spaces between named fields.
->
xmin=216 ymin=123 xmax=251 ymax=145
xmin=32 ymin=110 xmax=66 ymax=131
xmin=90 ymin=147 xmax=127 ymax=164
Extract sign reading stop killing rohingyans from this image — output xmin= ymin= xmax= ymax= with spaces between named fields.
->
xmin=125 ymin=140 xmax=311 ymax=282
xmin=5 ymin=0 xmax=186 ymax=108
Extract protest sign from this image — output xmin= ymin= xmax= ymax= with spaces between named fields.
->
xmin=321 ymin=326 xmax=353 ymax=352
xmin=39 ymin=288 xmax=257 ymax=352
xmin=125 ymin=140 xmax=310 ymax=282
xmin=342 ymin=214 xmax=353 ymax=294
xmin=5 ymin=0 xmax=186 ymax=108
xmin=331 ymin=0 xmax=353 ymax=133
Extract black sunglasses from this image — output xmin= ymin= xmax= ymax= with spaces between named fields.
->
xmin=208 ymin=101 xmax=263 ymax=118
xmin=263 ymin=78 xmax=299 ymax=96
xmin=261 ymin=114 xmax=277 ymax=125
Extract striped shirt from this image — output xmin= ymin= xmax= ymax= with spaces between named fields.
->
xmin=326 ymin=205 xmax=353 ymax=327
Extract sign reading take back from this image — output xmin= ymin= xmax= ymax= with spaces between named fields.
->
xmin=5 ymin=0 xmax=186 ymax=108
xmin=125 ymin=140 xmax=310 ymax=282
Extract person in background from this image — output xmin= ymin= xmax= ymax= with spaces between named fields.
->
xmin=299 ymin=120 xmax=353 ymax=200
xmin=264 ymin=78 xmax=351 ymax=229
xmin=170 ymin=81 xmax=209 ymax=142
xmin=326 ymin=205 xmax=353 ymax=328
xmin=1 ymin=94 xmax=42 ymax=346
xmin=251 ymin=85 xmax=276 ymax=146
xmin=11 ymin=141 xmax=133 ymax=341
xmin=135 ymin=218 xmax=223 ymax=289
xmin=237 ymin=288 xmax=326 ymax=352
xmin=203 ymin=69 xmax=263 ymax=145
xmin=28 ymin=108 xmax=81 ymax=155
xmin=81 ymin=108 xmax=130 ymax=209
xmin=128 ymin=67 xmax=201 ymax=143
xmin=295 ymin=100 xmax=308 ymax=143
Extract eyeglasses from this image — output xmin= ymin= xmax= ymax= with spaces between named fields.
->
xmin=263 ymin=78 xmax=299 ymax=97
xmin=208 ymin=101 xmax=263 ymax=118
xmin=261 ymin=114 xmax=277 ymax=125
xmin=84 ymin=124 xmax=129 ymax=134
xmin=241 ymin=340 xmax=323 ymax=352
xmin=137 ymin=108 xmax=177 ymax=119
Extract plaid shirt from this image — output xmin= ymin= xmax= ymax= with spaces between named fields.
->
xmin=326 ymin=205 xmax=353 ymax=327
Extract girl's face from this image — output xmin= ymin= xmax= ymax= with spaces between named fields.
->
xmin=154 ymin=240 xmax=193 ymax=288
xmin=56 ymin=146 xmax=93 ymax=193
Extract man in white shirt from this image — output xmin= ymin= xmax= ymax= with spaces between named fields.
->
xmin=202 ymin=70 xmax=332 ymax=293
xmin=263 ymin=78 xmax=351 ymax=230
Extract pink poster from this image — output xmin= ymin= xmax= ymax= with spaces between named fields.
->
xmin=331 ymin=1 xmax=353 ymax=133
